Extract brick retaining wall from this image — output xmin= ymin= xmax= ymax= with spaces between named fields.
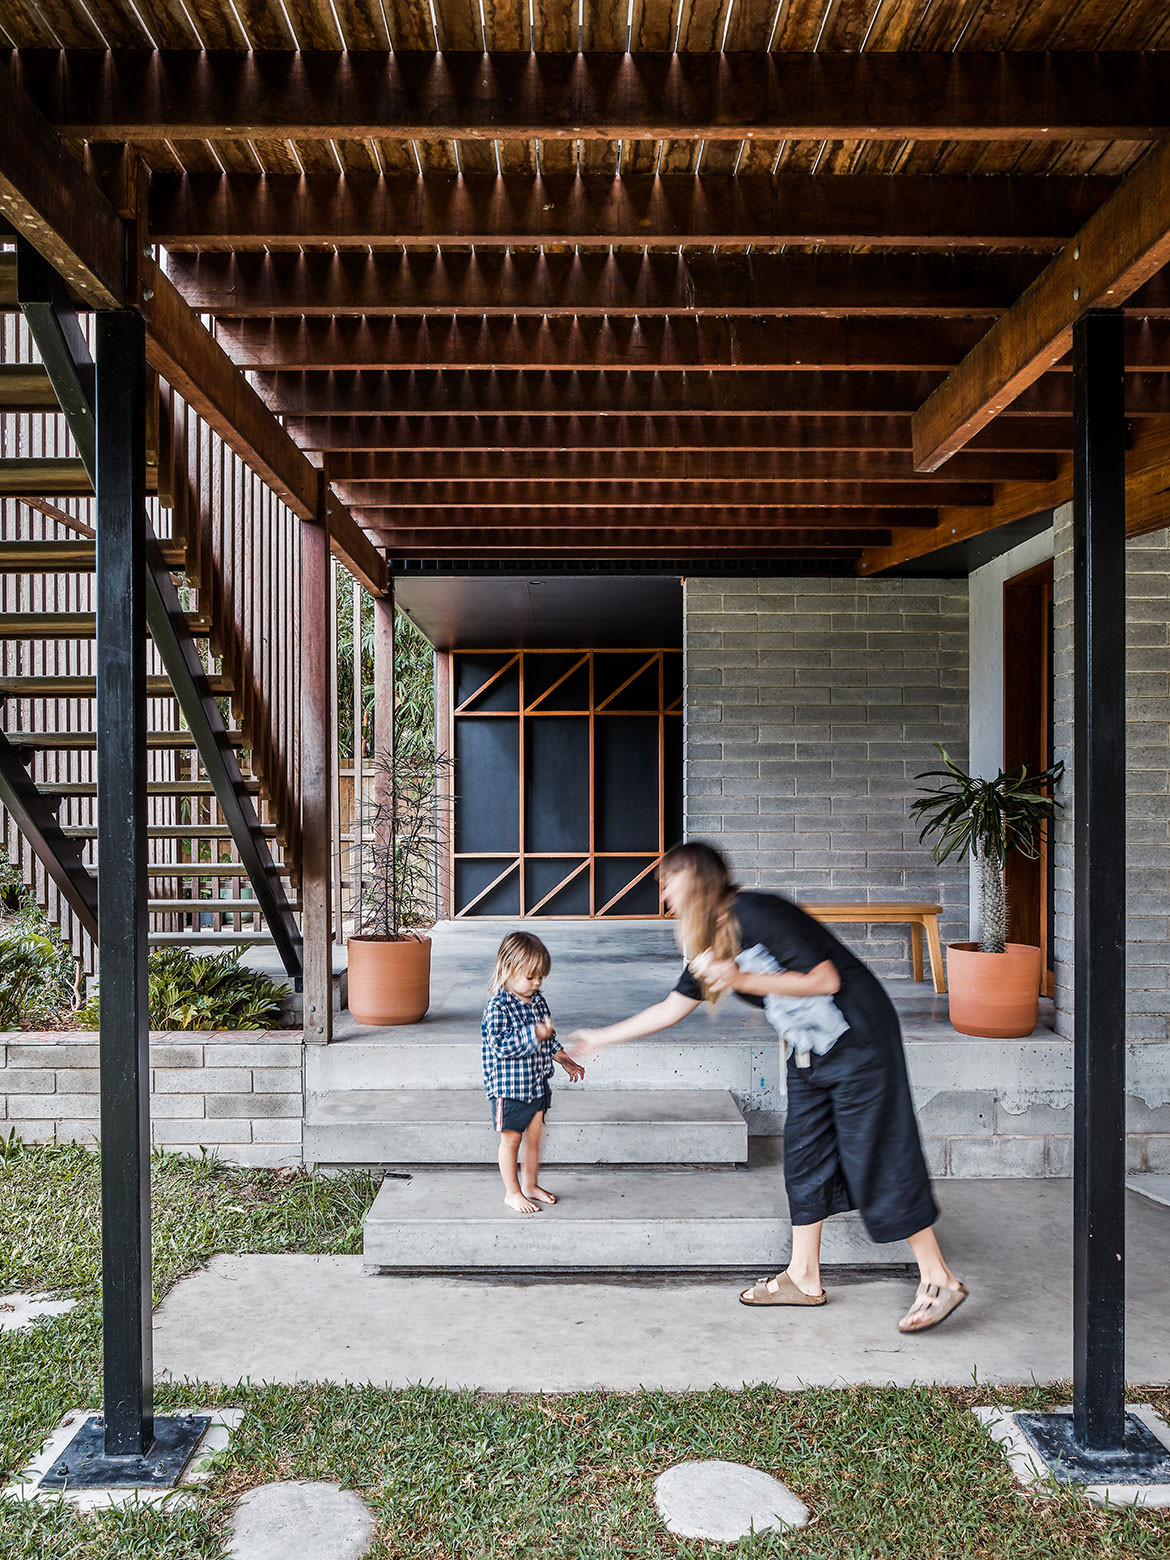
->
xmin=0 ymin=1030 xmax=304 ymax=1168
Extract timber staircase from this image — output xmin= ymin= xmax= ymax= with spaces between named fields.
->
xmin=0 ymin=240 xmax=303 ymax=979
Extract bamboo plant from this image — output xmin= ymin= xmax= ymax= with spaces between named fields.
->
xmin=354 ymin=750 xmax=454 ymax=941
xmin=910 ymin=747 xmax=1064 ymax=954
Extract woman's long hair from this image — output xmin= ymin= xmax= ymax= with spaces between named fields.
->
xmin=660 ymin=841 xmax=740 ymax=1001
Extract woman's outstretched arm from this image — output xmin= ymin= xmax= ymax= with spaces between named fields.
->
xmin=566 ymin=990 xmax=700 ymax=1056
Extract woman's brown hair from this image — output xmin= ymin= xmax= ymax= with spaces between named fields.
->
xmin=659 ymin=841 xmax=740 ymax=1000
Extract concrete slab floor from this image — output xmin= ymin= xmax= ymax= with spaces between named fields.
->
xmin=329 ymin=918 xmax=1057 ymax=1046
xmin=153 ymin=1181 xmax=1170 ymax=1393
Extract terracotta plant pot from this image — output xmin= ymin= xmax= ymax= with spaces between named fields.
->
xmin=347 ymin=934 xmax=431 ymax=1026
xmin=946 ymin=941 xmax=1043 ymax=1038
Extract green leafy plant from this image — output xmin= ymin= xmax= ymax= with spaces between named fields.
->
xmin=77 ymin=945 xmax=286 ymax=1031
xmin=0 ymin=846 xmax=78 ymax=1027
xmin=910 ymin=747 xmax=1064 ymax=954
xmin=355 ymin=750 xmax=454 ymax=941
xmin=335 ymin=568 xmax=435 ymax=762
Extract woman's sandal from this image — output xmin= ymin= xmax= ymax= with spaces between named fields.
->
xmin=898 ymin=1280 xmax=968 ymax=1333
xmin=739 ymin=1271 xmax=827 ymax=1307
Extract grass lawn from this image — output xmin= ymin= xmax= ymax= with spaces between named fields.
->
xmin=1 ymin=1138 xmax=1168 ymax=1559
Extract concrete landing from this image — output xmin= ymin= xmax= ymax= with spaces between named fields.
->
xmin=361 ymin=1138 xmax=897 ymax=1271
xmin=152 ymin=1181 xmax=1170 ymax=1392
xmin=305 ymin=1087 xmax=748 ymax=1167
xmin=1129 ymin=1174 xmax=1170 ymax=1209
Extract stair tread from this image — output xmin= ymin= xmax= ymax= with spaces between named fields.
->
xmin=361 ymin=1144 xmax=895 ymax=1269
xmin=309 ymin=1088 xmax=745 ymax=1129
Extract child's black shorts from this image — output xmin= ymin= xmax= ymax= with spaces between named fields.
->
xmin=490 ymin=1089 xmax=551 ymax=1134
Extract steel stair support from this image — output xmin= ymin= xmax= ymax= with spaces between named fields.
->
xmin=15 ymin=240 xmax=303 ymax=979
xmin=0 ymin=727 xmax=99 ymax=941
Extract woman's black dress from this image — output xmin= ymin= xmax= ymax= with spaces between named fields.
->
xmin=674 ymin=889 xmax=937 ymax=1244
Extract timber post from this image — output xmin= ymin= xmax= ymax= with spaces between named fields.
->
xmin=300 ymin=473 xmax=333 ymax=1042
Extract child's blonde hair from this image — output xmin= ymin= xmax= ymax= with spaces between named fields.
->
xmin=490 ymin=931 xmax=552 ymax=995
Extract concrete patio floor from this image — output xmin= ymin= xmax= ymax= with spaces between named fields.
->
xmin=153 ymin=1179 xmax=1170 ymax=1392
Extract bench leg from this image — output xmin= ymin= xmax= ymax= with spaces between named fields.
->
xmin=924 ymin=915 xmax=947 ymax=995
xmin=911 ymin=922 xmax=924 ymax=982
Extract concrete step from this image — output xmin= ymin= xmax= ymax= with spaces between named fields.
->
xmin=305 ymin=1088 xmax=748 ymax=1168
xmin=361 ymin=1140 xmax=904 ymax=1272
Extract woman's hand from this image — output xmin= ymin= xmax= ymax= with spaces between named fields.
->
xmin=565 ymin=1028 xmax=607 ymax=1058
xmin=702 ymin=959 xmax=741 ymax=994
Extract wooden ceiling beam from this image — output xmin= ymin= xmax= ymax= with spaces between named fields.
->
xmin=288 ymin=413 xmax=1076 ymax=455
xmin=357 ymin=510 xmax=930 ymax=535
xmin=386 ymin=546 xmax=866 ymax=562
xmin=329 ymin=449 xmax=1058 ymax=483
xmin=338 ymin=479 xmax=990 ymax=508
xmin=256 ymin=369 xmax=1096 ymax=420
xmin=166 ymin=251 xmax=1060 ymax=320
xmin=370 ymin=528 xmax=893 ymax=549
xmin=914 ymin=137 xmax=1170 ymax=470
xmin=151 ymin=172 xmax=1115 ymax=251
xmin=25 ymin=50 xmax=1170 ymax=144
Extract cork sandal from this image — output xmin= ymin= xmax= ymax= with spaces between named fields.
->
xmin=739 ymin=1271 xmax=827 ymax=1307
xmin=898 ymin=1280 xmax=968 ymax=1333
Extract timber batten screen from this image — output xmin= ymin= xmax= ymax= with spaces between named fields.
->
xmin=450 ymin=649 xmax=682 ymax=919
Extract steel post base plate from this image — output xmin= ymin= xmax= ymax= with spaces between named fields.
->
xmin=37 ymin=1414 xmax=212 ymax=1490
xmin=1016 ymin=1412 xmax=1170 ymax=1486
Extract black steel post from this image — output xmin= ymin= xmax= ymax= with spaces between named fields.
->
xmin=1071 ymin=309 xmax=1128 ymax=1453
xmin=95 ymin=308 xmax=153 ymax=1458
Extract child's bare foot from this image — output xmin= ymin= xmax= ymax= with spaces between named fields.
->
xmin=522 ymin=1185 xmax=557 ymax=1205
xmin=505 ymin=1190 xmax=541 ymax=1214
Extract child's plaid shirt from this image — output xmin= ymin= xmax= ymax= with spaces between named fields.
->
xmin=481 ymin=989 xmax=559 ymax=1102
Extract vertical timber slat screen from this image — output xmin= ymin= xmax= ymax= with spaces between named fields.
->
xmin=450 ymin=649 xmax=682 ymax=918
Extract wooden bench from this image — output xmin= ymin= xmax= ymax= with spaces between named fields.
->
xmin=800 ymin=902 xmax=947 ymax=994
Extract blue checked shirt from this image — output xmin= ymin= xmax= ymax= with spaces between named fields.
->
xmin=481 ymin=989 xmax=560 ymax=1102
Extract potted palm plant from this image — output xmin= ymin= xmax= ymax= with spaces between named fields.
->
xmin=348 ymin=749 xmax=453 ymax=1026
xmin=910 ymin=747 xmax=1063 ymax=1038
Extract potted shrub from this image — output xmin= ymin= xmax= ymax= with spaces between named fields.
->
xmin=910 ymin=747 xmax=1063 ymax=1038
xmin=348 ymin=749 xmax=453 ymax=1026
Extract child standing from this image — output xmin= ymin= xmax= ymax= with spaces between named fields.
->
xmin=482 ymin=931 xmax=584 ymax=1214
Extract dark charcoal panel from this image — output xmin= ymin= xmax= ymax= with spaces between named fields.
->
xmin=455 ymin=718 xmax=519 ymax=852
xmin=524 ymin=651 xmax=590 ymax=710
xmin=596 ymin=856 xmax=660 ymax=915
xmin=595 ymin=714 xmax=660 ymax=853
xmin=525 ymin=716 xmax=589 ymax=852
xmin=455 ymin=858 xmax=521 ymax=917
xmin=455 ymin=652 xmax=520 ymax=711
xmin=601 ymin=659 xmax=661 ymax=711
xmin=664 ymin=714 xmax=684 ymax=850
xmin=663 ymin=651 xmax=683 ymax=709
xmin=593 ymin=651 xmax=657 ymax=706
xmin=525 ymin=858 xmax=590 ymax=915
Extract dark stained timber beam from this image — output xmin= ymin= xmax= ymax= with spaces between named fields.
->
xmin=367 ymin=530 xmax=893 ymax=550
xmin=357 ymin=509 xmax=932 ymax=535
xmin=150 ymin=172 xmax=1116 ymax=251
xmin=914 ymin=137 xmax=1170 ymax=470
xmin=288 ymin=413 xmax=1077 ymax=455
xmin=340 ymin=479 xmax=990 ymax=508
xmin=166 ymin=250 xmax=1059 ymax=320
xmin=24 ymin=50 xmax=1170 ymax=143
xmin=254 ymin=369 xmax=1126 ymax=420
xmin=0 ymin=59 xmax=125 ymax=306
xmin=218 ymin=316 xmax=992 ymax=374
xmin=330 ymin=449 xmax=1057 ymax=484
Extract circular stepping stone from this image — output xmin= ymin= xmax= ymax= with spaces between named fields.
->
xmin=227 ymin=1481 xmax=375 ymax=1560
xmin=654 ymin=1460 xmax=810 ymax=1543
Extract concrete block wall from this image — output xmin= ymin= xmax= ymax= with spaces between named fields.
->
xmin=0 ymin=1030 xmax=304 ymax=1167
xmin=1051 ymin=506 xmax=1170 ymax=1042
xmin=683 ymin=575 xmax=970 ymax=980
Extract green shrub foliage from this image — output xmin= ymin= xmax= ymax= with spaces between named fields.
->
xmin=0 ymin=847 xmax=78 ymax=1027
xmin=78 ymin=945 xmax=286 ymax=1031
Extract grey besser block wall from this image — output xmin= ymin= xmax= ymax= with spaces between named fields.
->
xmin=683 ymin=575 xmax=970 ymax=980
xmin=1051 ymin=504 xmax=1170 ymax=1043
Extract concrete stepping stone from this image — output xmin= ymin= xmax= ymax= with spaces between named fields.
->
xmin=227 ymin=1481 xmax=375 ymax=1560
xmin=0 ymin=1293 xmax=77 ymax=1332
xmin=654 ymin=1460 xmax=810 ymax=1542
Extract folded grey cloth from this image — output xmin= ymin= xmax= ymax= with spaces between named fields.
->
xmin=734 ymin=942 xmax=850 ymax=1062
